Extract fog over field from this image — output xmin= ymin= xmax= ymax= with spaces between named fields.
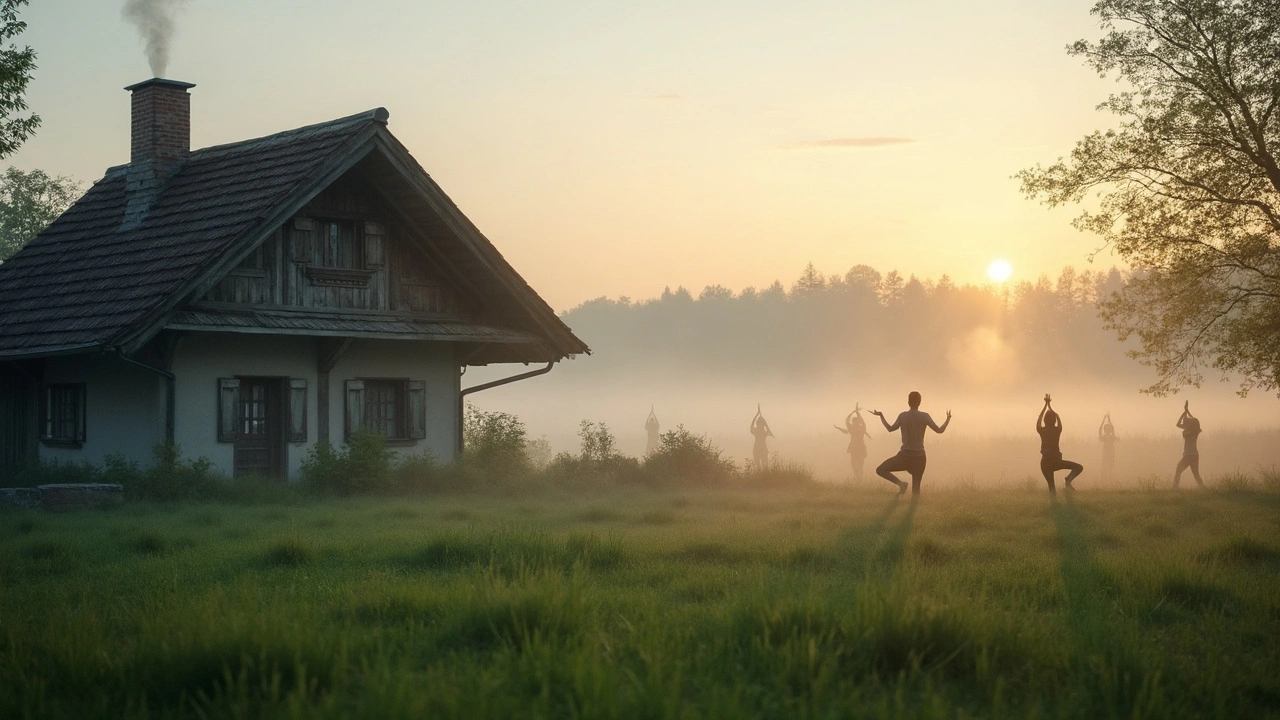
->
xmin=466 ymin=266 xmax=1279 ymax=484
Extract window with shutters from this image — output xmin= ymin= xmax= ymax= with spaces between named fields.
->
xmin=39 ymin=383 xmax=85 ymax=446
xmin=345 ymin=378 xmax=426 ymax=441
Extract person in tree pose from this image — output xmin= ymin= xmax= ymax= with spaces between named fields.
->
xmin=1174 ymin=401 xmax=1204 ymax=488
xmin=1037 ymin=394 xmax=1083 ymax=495
xmin=870 ymin=391 xmax=950 ymax=495
xmin=834 ymin=403 xmax=872 ymax=480
xmin=644 ymin=407 xmax=660 ymax=456
xmin=750 ymin=405 xmax=773 ymax=472
xmin=1098 ymin=412 xmax=1116 ymax=482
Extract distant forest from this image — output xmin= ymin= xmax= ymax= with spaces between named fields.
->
xmin=557 ymin=263 xmax=1140 ymax=391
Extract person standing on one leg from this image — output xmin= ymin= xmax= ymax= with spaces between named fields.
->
xmin=870 ymin=391 xmax=951 ymax=495
xmin=1174 ymin=401 xmax=1204 ymax=488
xmin=1037 ymin=394 xmax=1083 ymax=495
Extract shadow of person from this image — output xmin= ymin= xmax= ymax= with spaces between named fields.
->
xmin=836 ymin=494 xmax=906 ymax=572
xmin=870 ymin=494 xmax=919 ymax=577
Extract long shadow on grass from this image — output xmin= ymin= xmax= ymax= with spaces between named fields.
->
xmin=834 ymin=494 xmax=917 ymax=578
xmin=1050 ymin=494 xmax=1107 ymax=646
xmin=1051 ymin=493 xmax=1163 ymax=712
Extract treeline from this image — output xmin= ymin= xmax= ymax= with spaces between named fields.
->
xmin=559 ymin=263 xmax=1137 ymax=388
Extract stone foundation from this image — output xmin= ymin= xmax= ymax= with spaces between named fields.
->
xmin=36 ymin=483 xmax=124 ymax=512
xmin=0 ymin=487 xmax=42 ymax=510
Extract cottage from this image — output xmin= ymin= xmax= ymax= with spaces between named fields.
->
xmin=0 ymin=79 xmax=587 ymax=481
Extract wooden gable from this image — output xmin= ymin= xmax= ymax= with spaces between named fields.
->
xmin=201 ymin=173 xmax=464 ymax=317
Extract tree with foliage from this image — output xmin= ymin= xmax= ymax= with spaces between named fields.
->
xmin=0 ymin=0 xmax=38 ymax=159
xmin=0 ymin=167 xmax=79 ymax=260
xmin=1019 ymin=0 xmax=1280 ymax=396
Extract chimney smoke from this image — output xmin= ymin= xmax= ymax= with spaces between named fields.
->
xmin=122 ymin=0 xmax=189 ymax=77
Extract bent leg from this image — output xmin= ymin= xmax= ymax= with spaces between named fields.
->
xmin=876 ymin=455 xmax=908 ymax=493
xmin=1063 ymin=460 xmax=1083 ymax=485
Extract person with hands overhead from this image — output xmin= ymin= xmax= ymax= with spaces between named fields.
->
xmin=1037 ymin=394 xmax=1083 ymax=495
xmin=1174 ymin=401 xmax=1204 ymax=488
xmin=750 ymin=405 xmax=773 ymax=472
xmin=835 ymin=403 xmax=872 ymax=480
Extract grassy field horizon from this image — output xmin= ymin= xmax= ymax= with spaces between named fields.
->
xmin=3 ymin=481 xmax=1278 ymax=718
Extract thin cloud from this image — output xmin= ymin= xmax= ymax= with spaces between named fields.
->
xmin=785 ymin=137 xmax=917 ymax=150
xmin=651 ymin=93 xmax=682 ymax=101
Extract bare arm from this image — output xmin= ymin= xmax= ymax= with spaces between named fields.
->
xmin=929 ymin=410 xmax=952 ymax=433
xmin=834 ymin=424 xmax=849 ymax=434
xmin=1037 ymin=404 xmax=1047 ymax=431
xmin=871 ymin=410 xmax=899 ymax=432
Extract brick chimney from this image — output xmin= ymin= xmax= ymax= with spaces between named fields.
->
xmin=122 ymin=78 xmax=195 ymax=229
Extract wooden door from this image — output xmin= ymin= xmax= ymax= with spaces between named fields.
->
xmin=0 ymin=371 xmax=33 ymax=483
xmin=233 ymin=378 xmax=284 ymax=479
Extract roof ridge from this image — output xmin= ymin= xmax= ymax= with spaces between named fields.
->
xmin=189 ymin=107 xmax=389 ymax=160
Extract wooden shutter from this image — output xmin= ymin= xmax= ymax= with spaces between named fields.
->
xmin=288 ymin=378 xmax=307 ymax=442
xmin=217 ymin=378 xmax=240 ymax=442
xmin=73 ymin=386 xmax=86 ymax=444
xmin=407 ymin=380 xmax=426 ymax=440
xmin=344 ymin=379 xmax=364 ymax=439
xmin=364 ymin=221 xmax=386 ymax=268
xmin=291 ymin=217 xmax=313 ymax=262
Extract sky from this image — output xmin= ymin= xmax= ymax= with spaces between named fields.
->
xmin=10 ymin=0 xmax=1118 ymax=311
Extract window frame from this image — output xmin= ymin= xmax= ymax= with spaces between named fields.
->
xmin=38 ymin=383 xmax=86 ymax=447
xmin=345 ymin=377 xmax=427 ymax=443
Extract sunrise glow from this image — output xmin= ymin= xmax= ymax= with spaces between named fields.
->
xmin=987 ymin=258 xmax=1013 ymax=283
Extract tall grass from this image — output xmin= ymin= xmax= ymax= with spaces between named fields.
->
xmin=2 ymin=485 xmax=1278 ymax=718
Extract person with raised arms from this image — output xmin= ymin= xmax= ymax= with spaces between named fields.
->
xmin=1098 ymin=411 xmax=1117 ymax=482
xmin=870 ymin=391 xmax=950 ymax=495
xmin=1037 ymin=394 xmax=1083 ymax=495
xmin=644 ymin=406 xmax=660 ymax=456
xmin=750 ymin=405 xmax=773 ymax=472
xmin=1174 ymin=401 xmax=1204 ymax=488
xmin=834 ymin=403 xmax=872 ymax=480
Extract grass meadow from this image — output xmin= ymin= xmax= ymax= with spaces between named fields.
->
xmin=2 ymin=482 xmax=1279 ymax=719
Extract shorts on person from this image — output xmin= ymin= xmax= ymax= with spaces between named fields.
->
xmin=880 ymin=450 xmax=926 ymax=477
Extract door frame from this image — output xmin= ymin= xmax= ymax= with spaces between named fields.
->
xmin=232 ymin=376 xmax=287 ymax=480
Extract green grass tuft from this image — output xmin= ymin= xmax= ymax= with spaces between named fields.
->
xmin=263 ymin=537 xmax=318 ymax=568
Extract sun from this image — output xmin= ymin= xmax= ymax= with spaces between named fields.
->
xmin=987 ymin=258 xmax=1013 ymax=283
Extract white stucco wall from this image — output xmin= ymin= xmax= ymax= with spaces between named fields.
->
xmin=41 ymin=354 xmax=165 ymax=467
xmin=172 ymin=333 xmax=318 ymax=479
xmin=172 ymin=333 xmax=460 ymax=479
xmin=328 ymin=339 xmax=460 ymax=463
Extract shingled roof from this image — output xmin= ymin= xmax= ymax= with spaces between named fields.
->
xmin=0 ymin=107 xmax=588 ymax=363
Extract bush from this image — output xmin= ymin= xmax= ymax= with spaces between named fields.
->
xmin=740 ymin=455 xmax=815 ymax=488
xmin=299 ymin=430 xmax=395 ymax=495
xmin=460 ymin=405 xmax=531 ymax=481
xmin=132 ymin=441 xmax=225 ymax=502
xmin=642 ymin=425 xmax=736 ymax=486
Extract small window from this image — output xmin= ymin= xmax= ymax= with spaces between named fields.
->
xmin=40 ymin=383 xmax=85 ymax=446
xmin=318 ymin=218 xmax=361 ymax=269
xmin=345 ymin=378 xmax=426 ymax=441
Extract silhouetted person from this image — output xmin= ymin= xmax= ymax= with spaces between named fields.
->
xmin=645 ymin=407 xmax=660 ymax=455
xmin=750 ymin=405 xmax=773 ymax=472
xmin=834 ymin=403 xmax=871 ymax=480
xmin=871 ymin=391 xmax=950 ymax=495
xmin=1037 ymin=394 xmax=1083 ymax=495
xmin=1098 ymin=412 xmax=1116 ymax=482
xmin=1174 ymin=401 xmax=1204 ymax=488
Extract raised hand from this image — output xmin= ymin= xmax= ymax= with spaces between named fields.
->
xmin=870 ymin=409 xmax=883 ymax=418
xmin=945 ymin=409 xmax=952 ymax=419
